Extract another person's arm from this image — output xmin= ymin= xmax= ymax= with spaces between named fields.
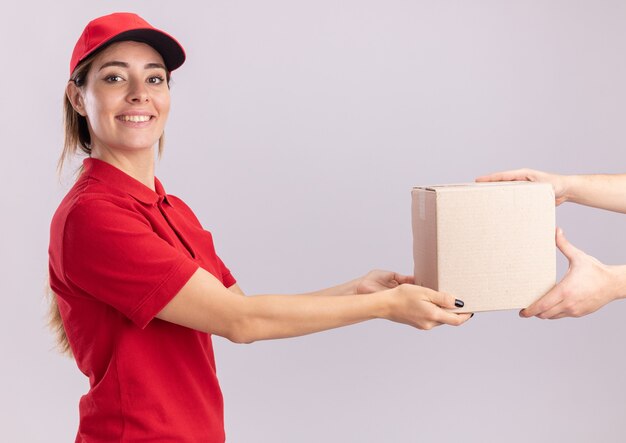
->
xmin=476 ymin=168 xmax=626 ymax=318
xmin=521 ymin=228 xmax=626 ymax=319
xmin=158 ymin=269 xmax=471 ymax=343
xmin=476 ymin=168 xmax=626 ymax=213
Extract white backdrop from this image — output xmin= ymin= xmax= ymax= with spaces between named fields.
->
xmin=2 ymin=1 xmax=626 ymax=441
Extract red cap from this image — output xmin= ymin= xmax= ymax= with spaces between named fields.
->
xmin=69 ymin=12 xmax=186 ymax=75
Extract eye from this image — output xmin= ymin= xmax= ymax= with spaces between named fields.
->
xmin=104 ymin=75 xmax=124 ymax=83
xmin=147 ymin=75 xmax=165 ymax=85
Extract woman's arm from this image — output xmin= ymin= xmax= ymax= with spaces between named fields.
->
xmin=228 ymin=284 xmax=245 ymax=296
xmin=229 ymin=270 xmax=414 ymax=298
xmin=476 ymin=168 xmax=626 ymax=213
xmin=157 ymin=268 xmax=471 ymax=343
xmin=300 ymin=270 xmax=415 ymax=297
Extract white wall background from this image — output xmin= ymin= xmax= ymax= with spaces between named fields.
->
xmin=2 ymin=1 xmax=626 ymax=441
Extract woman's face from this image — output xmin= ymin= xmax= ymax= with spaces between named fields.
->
xmin=71 ymin=41 xmax=171 ymax=154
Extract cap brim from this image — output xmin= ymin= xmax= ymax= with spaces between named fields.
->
xmin=83 ymin=28 xmax=186 ymax=72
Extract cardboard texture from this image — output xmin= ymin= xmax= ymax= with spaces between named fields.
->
xmin=412 ymin=182 xmax=556 ymax=313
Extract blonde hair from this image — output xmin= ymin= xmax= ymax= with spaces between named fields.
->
xmin=49 ymin=49 xmax=171 ymax=356
xmin=47 ymin=282 xmax=72 ymax=356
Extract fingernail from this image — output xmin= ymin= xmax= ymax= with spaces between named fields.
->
xmin=454 ymin=299 xmax=464 ymax=308
xmin=470 ymin=313 xmax=474 ymax=318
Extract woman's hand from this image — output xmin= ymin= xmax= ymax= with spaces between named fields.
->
xmin=521 ymin=228 xmax=624 ymax=319
xmin=476 ymin=168 xmax=570 ymax=206
xmin=356 ymin=270 xmax=472 ymax=329
xmin=386 ymin=284 xmax=473 ymax=330
xmin=355 ymin=270 xmax=414 ymax=295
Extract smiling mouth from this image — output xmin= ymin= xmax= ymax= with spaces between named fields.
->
xmin=117 ymin=115 xmax=153 ymax=122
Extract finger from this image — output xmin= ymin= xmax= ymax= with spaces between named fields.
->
xmin=394 ymin=274 xmax=415 ymax=285
xmin=551 ymin=312 xmax=568 ymax=320
xmin=536 ymin=301 xmax=567 ymax=319
xmin=381 ymin=279 xmax=400 ymax=289
xmin=426 ymin=290 xmax=461 ymax=310
xmin=433 ymin=309 xmax=473 ymax=327
xmin=475 ymin=169 xmax=529 ymax=183
xmin=521 ymin=286 xmax=563 ymax=317
xmin=457 ymin=312 xmax=474 ymax=325
xmin=555 ymin=228 xmax=583 ymax=262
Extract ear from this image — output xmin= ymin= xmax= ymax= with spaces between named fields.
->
xmin=66 ymin=81 xmax=87 ymax=117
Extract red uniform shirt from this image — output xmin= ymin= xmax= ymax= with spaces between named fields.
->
xmin=48 ymin=158 xmax=235 ymax=442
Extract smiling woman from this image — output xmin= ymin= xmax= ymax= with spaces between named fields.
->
xmin=48 ymin=12 xmax=471 ymax=443
xmin=65 ymin=41 xmax=171 ymax=183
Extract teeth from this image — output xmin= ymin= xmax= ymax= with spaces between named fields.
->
xmin=119 ymin=115 xmax=151 ymax=122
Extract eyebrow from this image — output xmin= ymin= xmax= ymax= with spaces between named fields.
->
xmin=98 ymin=61 xmax=167 ymax=71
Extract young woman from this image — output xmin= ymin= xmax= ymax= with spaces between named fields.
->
xmin=49 ymin=12 xmax=471 ymax=442
xmin=478 ymin=168 xmax=626 ymax=319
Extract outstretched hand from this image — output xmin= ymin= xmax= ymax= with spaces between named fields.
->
xmin=356 ymin=270 xmax=473 ymax=330
xmin=355 ymin=270 xmax=414 ymax=295
xmin=389 ymin=284 xmax=473 ymax=330
xmin=476 ymin=168 xmax=569 ymax=206
xmin=521 ymin=228 xmax=621 ymax=319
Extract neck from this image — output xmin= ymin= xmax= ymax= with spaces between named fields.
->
xmin=91 ymin=147 xmax=156 ymax=191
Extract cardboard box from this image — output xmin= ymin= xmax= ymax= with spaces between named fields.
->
xmin=411 ymin=182 xmax=556 ymax=312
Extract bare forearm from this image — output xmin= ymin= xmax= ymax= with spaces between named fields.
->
xmin=159 ymin=270 xmax=388 ymax=342
xmin=301 ymin=279 xmax=359 ymax=297
xmin=236 ymin=291 xmax=388 ymax=343
xmin=301 ymin=270 xmax=413 ymax=298
xmin=565 ymin=174 xmax=626 ymax=213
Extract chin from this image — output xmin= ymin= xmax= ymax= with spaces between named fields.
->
xmin=116 ymin=139 xmax=161 ymax=151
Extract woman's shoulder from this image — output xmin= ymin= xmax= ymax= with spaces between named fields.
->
xmin=60 ymin=174 xmax=137 ymax=210
xmin=51 ymin=175 xmax=148 ymax=234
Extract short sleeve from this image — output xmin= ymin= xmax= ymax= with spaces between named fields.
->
xmin=216 ymin=255 xmax=236 ymax=288
xmin=62 ymin=200 xmax=199 ymax=328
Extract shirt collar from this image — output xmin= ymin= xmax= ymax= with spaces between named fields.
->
xmin=82 ymin=158 xmax=171 ymax=206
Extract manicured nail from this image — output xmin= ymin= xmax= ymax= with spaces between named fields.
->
xmin=470 ymin=313 xmax=474 ymax=318
xmin=454 ymin=299 xmax=464 ymax=308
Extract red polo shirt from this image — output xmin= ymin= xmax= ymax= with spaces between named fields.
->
xmin=48 ymin=158 xmax=235 ymax=442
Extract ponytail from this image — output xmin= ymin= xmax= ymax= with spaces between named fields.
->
xmin=46 ymin=283 xmax=72 ymax=357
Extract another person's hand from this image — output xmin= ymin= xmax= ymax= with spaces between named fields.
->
xmin=355 ymin=270 xmax=414 ymax=294
xmin=521 ymin=228 xmax=624 ymax=319
xmin=476 ymin=168 xmax=570 ymax=206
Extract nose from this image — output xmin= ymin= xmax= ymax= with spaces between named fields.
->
xmin=126 ymin=78 xmax=149 ymax=103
